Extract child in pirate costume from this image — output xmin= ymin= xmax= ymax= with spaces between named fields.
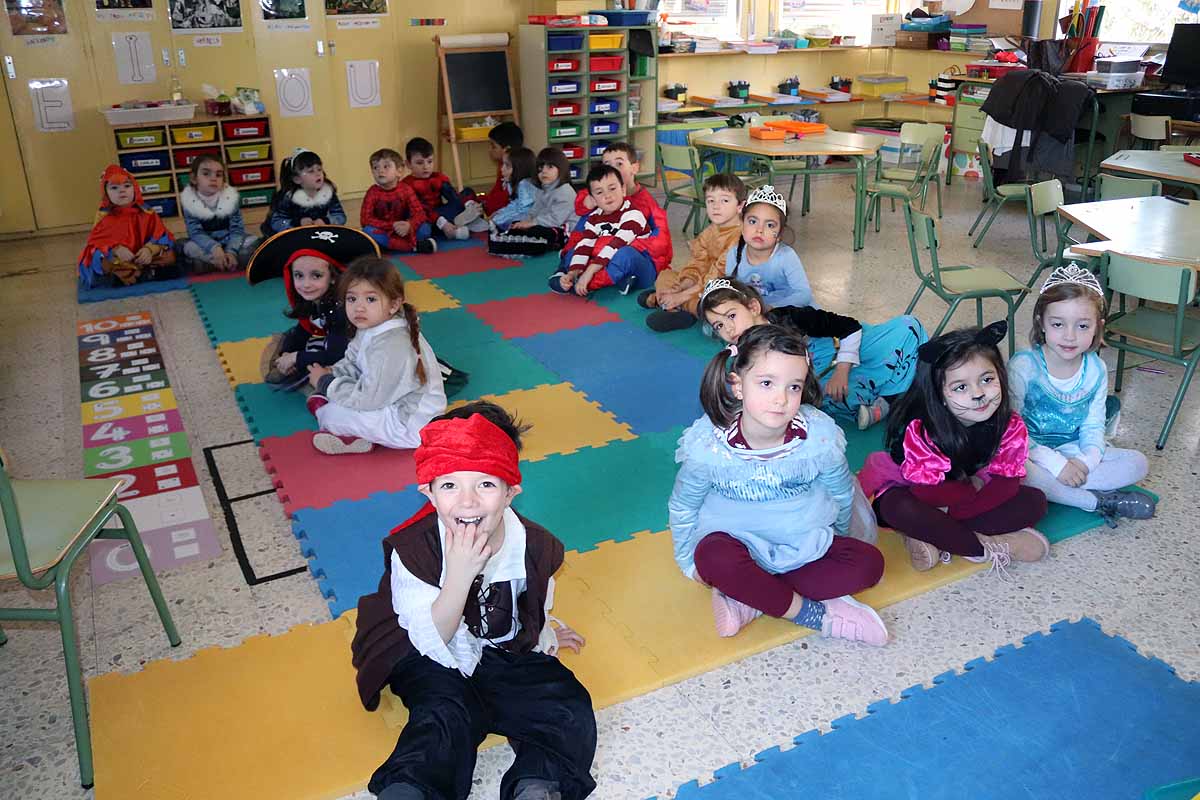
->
xmin=352 ymin=402 xmax=597 ymax=800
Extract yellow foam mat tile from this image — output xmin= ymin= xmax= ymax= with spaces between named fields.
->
xmin=451 ymin=383 xmax=636 ymax=463
xmin=406 ymin=279 xmax=459 ymax=313
xmin=216 ymin=336 xmax=273 ymax=388
xmin=560 ymin=528 xmax=985 ymax=685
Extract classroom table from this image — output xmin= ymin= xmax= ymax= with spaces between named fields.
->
xmin=1058 ymin=195 xmax=1200 ymax=270
xmin=691 ymin=127 xmax=884 ymax=251
xmin=1099 ymin=150 xmax=1200 ymax=198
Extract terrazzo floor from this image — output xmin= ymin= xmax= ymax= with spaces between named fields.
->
xmin=2 ymin=174 xmax=1198 ymax=800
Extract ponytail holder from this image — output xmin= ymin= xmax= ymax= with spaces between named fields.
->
xmin=291 ymin=146 xmax=313 ymax=159
xmin=726 ymin=343 xmax=738 ymax=358
xmin=918 ymin=320 xmax=1008 ymax=364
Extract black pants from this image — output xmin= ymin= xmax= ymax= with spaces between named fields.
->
xmin=369 ymin=648 xmax=597 ymax=800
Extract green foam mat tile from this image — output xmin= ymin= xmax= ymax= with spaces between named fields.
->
xmin=420 ymin=306 xmax=502 ymax=353
xmin=236 ymin=382 xmax=318 ymax=442
xmin=449 ymin=340 xmax=561 ymax=401
xmin=191 ymin=279 xmax=288 ymax=345
xmin=431 ymin=255 xmax=558 ymax=306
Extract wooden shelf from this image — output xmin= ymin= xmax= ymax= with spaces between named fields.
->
xmin=660 ymin=46 xmax=878 ymax=59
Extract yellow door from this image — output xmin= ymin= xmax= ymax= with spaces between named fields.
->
xmin=0 ymin=75 xmax=36 ymax=234
xmin=0 ymin=0 xmax=110 ymax=229
xmin=79 ymin=0 xmax=173 ymax=107
xmin=250 ymin=3 xmax=341 ymax=183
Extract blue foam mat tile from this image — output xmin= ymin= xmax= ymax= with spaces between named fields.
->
xmin=659 ymin=618 xmax=1200 ymax=799
xmin=235 ymin=382 xmax=317 ymax=442
xmin=293 ymin=488 xmax=428 ymax=617
xmin=191 ymin=278 xmax=287 ymax=344
xmin=78 ymin=277 xmax=190 ymax=304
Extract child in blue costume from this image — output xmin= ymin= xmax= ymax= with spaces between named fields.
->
xmin=722 ymin=184 xmax=813 ymax=308
xmin=1009 ymin=263 xmax=1156 ymax=524
xmin=669 ymin=324 xmax=886 ymax=642
xmin=699 ymin=278 xmax=927 ymax=430
xmin=261 ymin=148 xmax=347 ymax=236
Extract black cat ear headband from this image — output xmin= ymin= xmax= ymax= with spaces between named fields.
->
xmin=917 ymin=320 xmax=1007 ymax=364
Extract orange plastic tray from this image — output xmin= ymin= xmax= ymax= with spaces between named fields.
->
xmin=749 ymin=126 xmax=790 ymax=140
xmin=763 ymin=120 xmax=829 ymax=135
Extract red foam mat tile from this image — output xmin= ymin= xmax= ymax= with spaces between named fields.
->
xmin=468 ymin=293 xmax=624 ymax=339
xmin=259 ymin=431 xmax=417 ymax=516
xmin=402 ymin=246 xmax=520 ymax=279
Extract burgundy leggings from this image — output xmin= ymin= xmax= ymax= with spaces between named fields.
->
xmin=693 ymin=533 xmax=885 ymax=618
xmin=874 ymin=486 xmax=1048 ymax=557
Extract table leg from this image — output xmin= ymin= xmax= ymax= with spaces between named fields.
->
xmin=853 ymin=156 xmax=866 ymax=251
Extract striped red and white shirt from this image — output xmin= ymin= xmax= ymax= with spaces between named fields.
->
xmin=566 ymin=200 xmax=650 ymax=272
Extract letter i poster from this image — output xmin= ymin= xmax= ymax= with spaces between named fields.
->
xmin=78 ymin=312 xmax=222 ymax=585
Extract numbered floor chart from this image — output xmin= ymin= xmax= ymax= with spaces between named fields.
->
xmin=78 ymin=313 xmax=222 ymax=585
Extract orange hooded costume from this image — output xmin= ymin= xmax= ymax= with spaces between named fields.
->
xmin=78 ymin=165 xmax=176 ymax=287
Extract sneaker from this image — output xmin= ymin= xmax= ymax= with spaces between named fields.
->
xmin=637 ymin=289 xmax=658 ymax=308
xmin=415 ymin=239 xmax=437 ymax=255
xmin=453 ymin=201 xmax=482 ymax=227
xmin=820 ymin=596 xmax=889 ymax=647
xmin=711 ymin=588 xmax=763 ymax=637
xmin=902 ymin=535 xmax=940 ymax=571
xmin=857 ymin=396 xmax=890 ymax=431
xmin=1092 ymin=489 xmax=1156 ymax=526
xmin=259 ymin=333 xmax=284 ymax=381
xmin=452 ymin=225 xmax=470 ymax=241
xmin=967 ymin=528 xmax=1049 ymax=572
xmin=548 ymin=272 xmax=574 ymax=294
xmin=466 ymin=218 xmax=491 ymax=233
xmin=646 ymin=309 xmax=698 ymax=332
xmin=617 ymin=274 xmax=638 ymax=295
xmin=305 ymin=394 xmax=328 ymax=417
xmin=311 ymin=431 xmax=374 ymax=455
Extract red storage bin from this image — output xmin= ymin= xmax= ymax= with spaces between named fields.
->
xmin=549 ymin=101 xmax=581 ymax=118
xmin=589 ymin=54 xmax=624 ymax=72
xmin=228 ymin=164 xmax=274 ymax=186
xmin=548 ymin=57 xmax=580 ymax=73
xmin=221 ymin=118 xmax=269 ymax=139
xmin=589 ymin=77 xmax=621 ymax=93
xmin=173 ymin=145 xmax=221 ymax=169
xmin=560 ymin=144 xmax=585 ymax=160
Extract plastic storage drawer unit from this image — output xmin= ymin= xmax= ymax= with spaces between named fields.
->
xmin=547 ymin=33 xmax=585 ymax=51
xmin=222 ymin=118 xmax=269 ymax=139
xmin=170 ymin=123 xmax=218 ymax=144
xmin=238 ymin=187 xmax=275 ymax=208
xmin=229 ymin=164 xmax=274 ymax=186
xmin=560 ymin=144 xmax=585 ymax=160
xmin=589 ymin=54 xmax=624 ymax=72
xmin=550 ymin=101 xmax=582 ymax=117
xmin=589 ymin=77 xmax=621 ymax=93
xmin=143 ymin=196 xmax=178 ymax=218
xmin=225 ymin=143 xmax=271 ymax=163
xmin=548 ymin=57 xmax=580 ymax=73
xmin=549 ymin=78 xmax=581 ymax=95
xmin=590 ymin=120 xmax=619 ymax=136
xmin=137 ymin=174 xmax=174 ymax=195
xmin=116 ymin=128 xmax=165 ymax=149
xmin=119 ymin=150 xmax=170 ymax=173
xmin=174 ymin=146 xmax=221 ymax=169
xmin=589 ymin=98 xmax=619 ymax=115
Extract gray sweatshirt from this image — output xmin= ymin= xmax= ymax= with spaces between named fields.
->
xmin=527 ymin=182 xmax=579 ymax=230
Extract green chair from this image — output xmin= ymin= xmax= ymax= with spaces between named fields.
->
xmin=969 ymin=140 xmax=1030 ymax=248
xmin=877 ymin=122 xmax=946 ymax=219
xmin=864 ymin=130 xmax=942 ymax=234
xmin=1022 ymin=179 xmax=1083 ymax=299
xmin=1101 ymin=251 xmax=1200 ymax=449
xmin=0 ymin=453 xmax=180 ymax=788
xmin=1097 ymin=174 xmax=1162 ymax=200
xmin=657 ymin=142 xmax=708 ymax=237
xmin=902 ymin=203 xmax=1027 ymax=354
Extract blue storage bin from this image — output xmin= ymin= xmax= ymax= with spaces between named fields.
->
xmin=569 ymin=164 xmax=581 ymax=181
xmin=119 ymin=149 xmax=170 ymax=174
xmin=548 ymin=78 xmax=581 ymax=95
xmin=589 ymin=9 xmax=654 ymax=25
xmin=143 ymin=196 xmax=178 ymax=218
xmin=590 ymin=120 xmax=619 ymax=136
xmin=589 ymin=98 xmax=619 ymax=115
xmin=590 ymin=140 xmax=611 ymax=158
xmin=548 ymin=33 xmax=584 ymax=51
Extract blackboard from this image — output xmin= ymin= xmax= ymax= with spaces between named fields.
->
xmin=444 ymin=50 xmax=514 ymax=115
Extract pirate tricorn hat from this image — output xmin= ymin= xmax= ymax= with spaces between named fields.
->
xmin=245 ymin=225 xmax=380 ymax=285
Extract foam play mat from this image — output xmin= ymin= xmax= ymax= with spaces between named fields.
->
xmin=86 ymin=231 xmax=1156 ymax=799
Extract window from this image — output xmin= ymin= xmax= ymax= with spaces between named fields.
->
xmin=780 ymin=0 xmax=889 ymax=43
xmin=1055 ymin=0 xmax=1198 ymax=43
xmin=660 ymin=0 xmax=744 ymax=38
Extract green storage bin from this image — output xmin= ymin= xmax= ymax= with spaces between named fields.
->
xmin=138 ymin=173 xmax=174 ymax=195
xmin=226 ymin=143 xmax=272 ymax=163
xmin=550 ymin=124 xmax=582 ymax=140
xmin=178 ymin=172 xmax=190 ymax=189
xmin=116 ymin=127 xmax=166 ymax=149
xmin=239 ymin=187 xmax=275 ymax=208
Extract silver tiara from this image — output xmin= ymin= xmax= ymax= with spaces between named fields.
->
xmin=746 ymin=184 xmax=787 ymax=217
xmin=1040 ymin=262 xmax=1103 ymax=297
xmin=699 ymin=278 xmax=736 ymax=306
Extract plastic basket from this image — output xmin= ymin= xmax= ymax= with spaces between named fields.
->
xmin=588 ymin=32 xmax=625 ymax=50
xmin=548 ymin=33 xmax=585 ymax=51
xmin=118 ymin=150 xmax=170 ymax=173
xmin=116 ymin=128 xmax=165 ymax=149
xmin=170 ymin=123 xmax=217 ymax=144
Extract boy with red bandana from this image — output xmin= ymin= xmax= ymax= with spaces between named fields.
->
xmin=351 ymin=402 xmax=596 ymax=800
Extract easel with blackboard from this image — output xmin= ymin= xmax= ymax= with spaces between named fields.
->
xmin=436 ymin=36 xmax=520 ymax=187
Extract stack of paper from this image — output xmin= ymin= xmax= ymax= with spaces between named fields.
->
xmin=748 ymin=92 xmax=814 ymax=105
xmin=800 ymin=87 xmax=852 ymax=102
xmin=691 ymin=95 xmax=745 ymax=107
xmin=657 ymin=99 xmax=684 ymax=113
xmin=730 ymin=40 xmax=780 ymax=54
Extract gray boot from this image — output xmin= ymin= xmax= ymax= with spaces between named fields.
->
xmin=1092 ymin=489 xmax=1156 ymax=527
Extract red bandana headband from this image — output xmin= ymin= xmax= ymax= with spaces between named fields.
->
xmin=414 ymin=413 xmax=522 ymax=487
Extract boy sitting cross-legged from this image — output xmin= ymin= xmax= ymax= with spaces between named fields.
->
xmin=351 ymin=401 xmax=597 ymax=800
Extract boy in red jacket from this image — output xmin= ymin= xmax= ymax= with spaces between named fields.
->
xmin=563 ymin=142 xmax=672 ymax=294
xmin=403 ymin=137 xmax=477 ymax=241
xmin=360 ymin=148 xmax=436 ymax=254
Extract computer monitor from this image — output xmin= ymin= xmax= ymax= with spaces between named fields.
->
xmin=1162 ymin=23 xmax=1200 ymax=90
